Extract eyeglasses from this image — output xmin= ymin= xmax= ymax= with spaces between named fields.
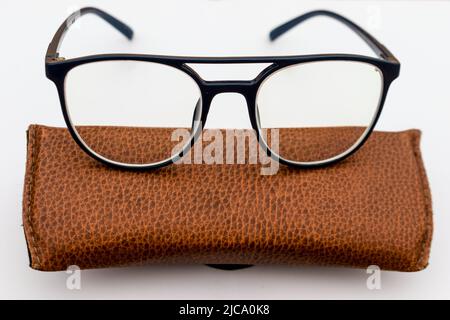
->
xmin=45 ymin=7 xmax=400 ymax=169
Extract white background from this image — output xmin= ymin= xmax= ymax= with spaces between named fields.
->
xmin=1 ymin=0 xmax=449 ymax=299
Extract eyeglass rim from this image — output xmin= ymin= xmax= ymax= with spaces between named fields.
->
xmin=254 ymin=60 xmax=386 ymax=167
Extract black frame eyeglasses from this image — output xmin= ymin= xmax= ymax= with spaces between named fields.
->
xmin=45 ymin=7 xmax=400 ymax=170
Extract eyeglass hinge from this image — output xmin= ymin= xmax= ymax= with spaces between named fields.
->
xmin=46 ymin=54 xmax=66 ymax=63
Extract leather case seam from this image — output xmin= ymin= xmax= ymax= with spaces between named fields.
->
xmin=25 ymin=125 xmax=41 ymax=268
xmin=411 ymin=131 xmax=433 ymax=271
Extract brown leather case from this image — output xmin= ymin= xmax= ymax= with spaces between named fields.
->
xmin=22 ymin=125 xmax=433 ymax=272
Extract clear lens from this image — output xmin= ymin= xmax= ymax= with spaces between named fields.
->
xmin=256 ymin=60 xmax=383 ymax=164
xmin=65 ymin=60 xmax=201 ymax=165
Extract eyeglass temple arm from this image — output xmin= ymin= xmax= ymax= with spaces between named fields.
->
xmin=269 ymin=10 xmax=399 ymax=63
xmin=46 ymin=7 xmax=133 ymax=62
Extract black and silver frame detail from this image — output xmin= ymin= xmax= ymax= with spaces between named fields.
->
xmin=45 ymin=7 xmax=400 ymax=170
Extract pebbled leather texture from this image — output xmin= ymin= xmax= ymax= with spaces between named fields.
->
xmin=73 ymin=125 xmax=365 ymax=164
xmin=22 ymin=125 xmax=433 ymax=271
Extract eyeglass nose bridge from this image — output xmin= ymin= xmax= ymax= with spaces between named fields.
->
xmin=198 ymin=80 xmax=260 ymax=131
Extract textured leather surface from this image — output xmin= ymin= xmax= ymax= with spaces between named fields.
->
xmin=22 ymin=125 xmax=433 ymax=271
xmin=74 ymin=125 xmax=364 ymax=164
